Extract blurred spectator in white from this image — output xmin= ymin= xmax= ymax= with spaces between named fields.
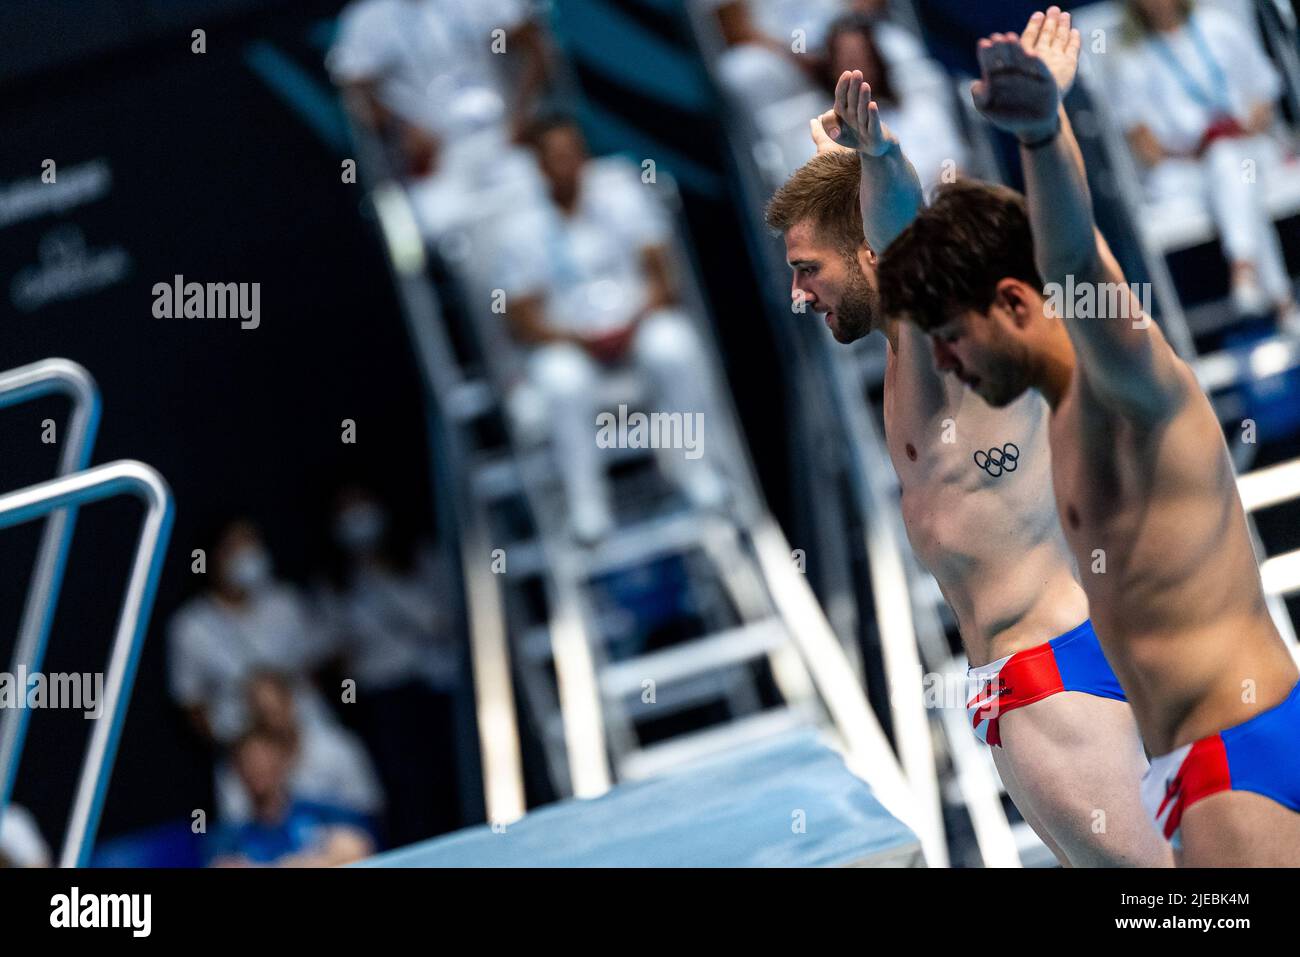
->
xmin=1113 ymin=0 xmax=1299 ymax=329
xmin=805 ymin=0 xmax=947 ymax=96
xmin=0 ymin=804 xmax=51 ymax=868
xmin=208 ymin=729 xmax=374 ymax=868
xmin=714 ymin=0 xmax=824 ymax=113
xmin=216 ymin=672 xmax=384 ymax=828
xmin=317 ymin=486 xmax=462 ymax=843
xmin=494 ymin=115 xmax=730 ymax=543
xmin=167 ymin=518 xmax=366 ymax=820
xmin=168 ymin=518 xmax=336 ymax=745
xmin=327 ymin=0 xmax=551 ymax=237
xmin=714 ymin=0 xmax=946 ymax=112
xmin=823 ymin=13 xmax=967 ymax=190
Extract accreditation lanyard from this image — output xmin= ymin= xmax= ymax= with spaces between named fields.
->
xmin=1150 ymin=16 xmax=1233 ymax=115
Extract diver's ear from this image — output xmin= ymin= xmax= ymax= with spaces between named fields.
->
xmin=995 ymin=278 xmax=1037 ymax=329
xmin=856 ymin=241 xmax=877 ymax=273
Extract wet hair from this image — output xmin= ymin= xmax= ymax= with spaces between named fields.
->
xmin=877 ymin=179 xmax=1043 ymax=331
xmin=764 ymin=149 xmax=865 ymax=258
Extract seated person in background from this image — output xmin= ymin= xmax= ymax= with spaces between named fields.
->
xmin=317 ymin=485 xmax=462 ymax=844
xmin=0 ymin=803 xmax=51 ymax=868
xmin=716 ymin=0 xmax=946 ymax=118
xmin=494 ymin=114 xmax=730 ymax=543
xmin=209 ymin=729 xmax=374 ymax=868
xmin=166 ymin=517 xmax=362 ymax=820
xmin=1113 ymin=0 xmax=1300 ymax=330
xmin=216 ymin=672 xmax=385 ymax=829
xmin=715 ymin=0 xmax=826 ymax=109
xmin=824 ymin=13 xmax=968 ymax=190
xmin=327 ymin=0 xmax=551 ymax=237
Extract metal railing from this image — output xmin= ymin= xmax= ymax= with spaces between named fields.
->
xmin=1238 ymin=459 xmax=1300 ymax=639
xmin=0 ymin=359 xmax=101 ymax=842
xmin=0 ymin=459 xmax=173 ymax=867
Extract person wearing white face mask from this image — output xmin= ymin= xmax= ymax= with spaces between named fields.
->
xmin=168 ymin=519 xmax=338 ymax=745
xmin=316 ymin=487 xmax=463 ymax=843
xmin=167 ymin=518 xmax=364 ymax=822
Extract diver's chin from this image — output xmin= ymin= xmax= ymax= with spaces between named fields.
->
xmin=979 ymin=380 xmax=1027 ymax=408
xmin=827 ymin=311 xmax=870 ymax=344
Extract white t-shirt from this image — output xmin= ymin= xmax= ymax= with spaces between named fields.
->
xmin=754 ymin=0 xmax=850 ymax=52
xmin=496 ymin=157 xmax=674 ymax=336
xmin=167 ymin=586 xmax=338 ymax=744
xmin=1112 ymin=8 xmax=1281 ymax=155
xmin=327 ymin=0 xmax=530 ymax=138
xmin=216 ymin=722 xmax=385 ymax=822
xmin=320 ymin=550 xmax=461 ymax=692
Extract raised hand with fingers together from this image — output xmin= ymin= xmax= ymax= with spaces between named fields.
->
xmin=1020 ymin=6 xmax=1082 ymax=95
xmin=971 ymin=7 xmax=1082 ymax=144
xmin=811 ymin=69 xmax=898 ymax=157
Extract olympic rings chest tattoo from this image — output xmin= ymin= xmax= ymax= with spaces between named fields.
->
xmin=973 ymin=443 xmax=1020 ymax=477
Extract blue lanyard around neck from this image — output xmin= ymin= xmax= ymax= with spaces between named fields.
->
xmin=1150 ymin=16 xmax=1232 ymax=114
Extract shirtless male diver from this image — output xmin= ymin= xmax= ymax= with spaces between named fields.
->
xmin=763 ymin=8 xmax=1169 ymax=865
xmin=878 ymin=13 xmax=1300 ymax=865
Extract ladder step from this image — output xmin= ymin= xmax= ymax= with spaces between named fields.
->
xmin=470 ymin=453 xmax=525 ymax=502
xmin=446 ymin=379 xmax=496 ymax=423
xmin=616 ymin=705 xmax=813 ymax=781
xmin=1261 ymin=548 xmax=1300 ymax=598
xmin=495 ymin=538 xmax=544 ymax=578
xmin=550 ymin=671 xmax=751 ymax=729
xmin=520 ymin=624 xmax=552 ymax=662
xmin=471 ymin=442 xmax=660 ymax=503
xmin=1195 ymin=333 xmax=1300 ymax=394
xmin=599 ymin=619 xmax=787 ymax=699
xmin=1237 ymin=456 xmax=1300 ymax=513
xmin=576 ymin=509 xmax=712 ymax=578
xmin=623 ymin=670 xmax=753 ymax=719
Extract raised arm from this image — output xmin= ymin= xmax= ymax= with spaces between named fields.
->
xmin=972 ymin=16 xmax=1097 ymax=283
xmin=972 ymin=8 xmax=1182 ymax=415
xmin=811 ymin=69 xmax=924 ymax=252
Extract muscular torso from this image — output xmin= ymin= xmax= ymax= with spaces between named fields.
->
xmin=882 ymin=322 xmax=1088 ymax=665
xmin=1049 ymin=358 xmax=1296 ymax=755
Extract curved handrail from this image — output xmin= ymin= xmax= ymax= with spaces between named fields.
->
xmin=0 ymin=459 xmax=173 ymax=867
xmin=0 ymin=359 xmax=101 ymax=828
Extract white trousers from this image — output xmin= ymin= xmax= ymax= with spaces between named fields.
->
xmin=524 ymin=309 xmax=726 ymax=525
xmin=1146 ymin=134 xmax=1292 ymax=303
